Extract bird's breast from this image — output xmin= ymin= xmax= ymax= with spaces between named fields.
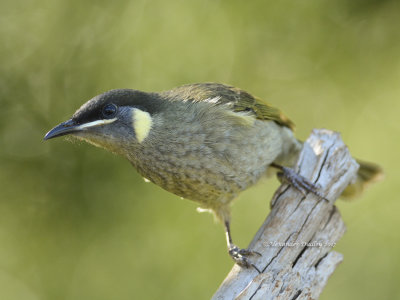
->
xmin=128 ymin=107 xmax=287 ymax=208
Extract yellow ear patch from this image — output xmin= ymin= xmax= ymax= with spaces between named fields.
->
xmin=132 ymin=108 xmax=152 ymax=143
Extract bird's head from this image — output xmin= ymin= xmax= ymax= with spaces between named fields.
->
xmin=44 ymin=89 xmax=162 ymax=156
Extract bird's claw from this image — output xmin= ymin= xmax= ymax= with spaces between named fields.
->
xmin=228 ymin=245 xmax=262 ymax=273
xmin=278 ymin=167 xmax=327 ymax=201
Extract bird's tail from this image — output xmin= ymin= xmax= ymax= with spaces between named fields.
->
xmin=341 ymin=159 xmax=384 ymax=199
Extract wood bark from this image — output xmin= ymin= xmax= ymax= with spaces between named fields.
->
xmin=212 ymin=129 xmax=359 ymax=300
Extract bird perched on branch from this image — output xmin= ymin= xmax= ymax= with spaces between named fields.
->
xmin=44 ymin=83 xmax=382 ymax=268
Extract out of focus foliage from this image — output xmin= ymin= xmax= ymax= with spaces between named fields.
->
xmin=0 ymin=0 xmax=399 ymax=299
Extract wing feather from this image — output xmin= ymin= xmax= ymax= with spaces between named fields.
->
xmin=162 ymin=83 xmax=295 ymax=130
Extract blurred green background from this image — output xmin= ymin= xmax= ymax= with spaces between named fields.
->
xmin=1 ymin=0 xmax=399 ymax=299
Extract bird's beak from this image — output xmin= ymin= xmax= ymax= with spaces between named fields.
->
xmin=44 ymin=118 xmax=118 ymax=140
xmin=44 ymin=119 xmax=80 ymax=140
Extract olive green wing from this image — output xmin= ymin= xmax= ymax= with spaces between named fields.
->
xmin=230 ymin=87 xmax=295 ymax=130
xmin=164 ymin=83 xmax=295 ymax=130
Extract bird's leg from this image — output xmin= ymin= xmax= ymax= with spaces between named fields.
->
xmin=224 ymin=220 xmax=261 ymax=273
xmin=270 ymin=162 xmax=327 ymax=200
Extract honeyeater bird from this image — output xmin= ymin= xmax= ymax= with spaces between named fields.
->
xmin=44 ymin=83 xmax=382 ymax=267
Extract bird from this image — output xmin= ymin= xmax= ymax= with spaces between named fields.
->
xmin=44 ymin=82 xmax=382 ymax=268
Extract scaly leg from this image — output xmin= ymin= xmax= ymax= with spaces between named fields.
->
xmin=224 ymin=220 xmax=261 ymax=273
xmin=270 ymin=163 xmax=327 ymax=200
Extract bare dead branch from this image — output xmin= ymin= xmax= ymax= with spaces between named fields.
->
xmin=212 ymin=129 xmax=359 ymax=300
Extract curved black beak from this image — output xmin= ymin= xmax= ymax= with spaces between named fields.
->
xmin=44 ymin=119 xmax=79 ymax=140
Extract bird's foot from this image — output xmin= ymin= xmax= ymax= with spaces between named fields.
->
xmin=277 ymin=166 xmax=327 ymax=201
xmin=228 ymin=245 xmax=262 ymax=273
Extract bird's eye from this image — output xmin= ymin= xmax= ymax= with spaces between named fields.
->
xmin=102 ymin=103 xmax=118 ymax=118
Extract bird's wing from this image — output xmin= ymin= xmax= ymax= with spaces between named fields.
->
xmin=163 ymin=83 xmax=295 ymax=130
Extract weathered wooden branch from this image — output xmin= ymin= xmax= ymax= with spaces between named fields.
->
xmin=212 ymin=129 xmax=359 ymax=300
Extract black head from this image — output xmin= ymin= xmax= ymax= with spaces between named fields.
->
xmin=71 ymin=89 xmax=161 ymax=126
xmin=44 ymin=89 xmax=163 ymax=154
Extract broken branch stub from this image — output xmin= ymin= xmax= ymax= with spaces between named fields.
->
xmin=212 ymin=129 xmax=359 ymax=300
